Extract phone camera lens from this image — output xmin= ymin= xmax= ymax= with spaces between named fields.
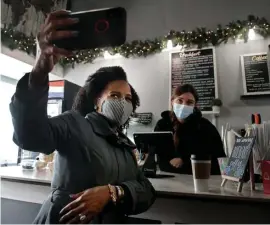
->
xmin=97 ymin=22 xmax=106 ymax=31
xmin=95 ymin=20 xmax=109 ymax=33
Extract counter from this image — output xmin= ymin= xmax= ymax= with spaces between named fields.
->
xmin=1 ymin=166 xmax=269 ymax=202
xmin=1 ymin=166 xmax=270 ymax=223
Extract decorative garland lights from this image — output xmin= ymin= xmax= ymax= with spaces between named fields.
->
xmin=1 ymin=15 xmax=269 ymax=67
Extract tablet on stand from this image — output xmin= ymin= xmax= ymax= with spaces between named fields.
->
xmin=133 ymin=132 xmax=175 ymax=178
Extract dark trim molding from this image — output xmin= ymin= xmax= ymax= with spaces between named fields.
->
xmin=240 ymin=94 xmax=270 ymax=100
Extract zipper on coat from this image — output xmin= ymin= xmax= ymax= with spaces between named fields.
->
xmin=113 ymin=146 xmax=120 ymax=181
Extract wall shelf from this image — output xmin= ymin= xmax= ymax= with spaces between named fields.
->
xmin=202 ymin=111 xmax=220 ymax=116
xmin=240 ymin=94 xmax=270 ymax=100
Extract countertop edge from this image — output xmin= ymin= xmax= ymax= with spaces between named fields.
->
xmin=1 ymin=177 xmax=51 ymax=186
xmin=156 ymin=190 xmax=270 ymax=203
xmin=2 ymin=176 xmax=270 ymax=203
xmin=0 ymin=175 xmax=51 ymax=184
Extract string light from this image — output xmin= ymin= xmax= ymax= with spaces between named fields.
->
xmin=1 ymin=15 xmax=270 ymax=66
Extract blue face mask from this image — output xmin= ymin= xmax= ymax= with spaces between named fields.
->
xmin=173 ymin=103 xmax=194 ymax=120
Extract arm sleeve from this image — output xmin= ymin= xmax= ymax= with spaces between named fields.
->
xmin=153 ymin=120 xmax=163 ymax=131
xmin=120 ymin=169 xmax=156 ymax=215
xmin=10 ymin=73 xmax=72 ymax=154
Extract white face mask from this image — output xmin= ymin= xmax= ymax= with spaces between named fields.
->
xmin=173 ymin=103 xmax=194 ymax=120
xmin=101 ymin=98 xmax=133 ymax=126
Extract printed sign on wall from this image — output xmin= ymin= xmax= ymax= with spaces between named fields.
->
xmin=241 ymin=53 xmax=270 ymax=95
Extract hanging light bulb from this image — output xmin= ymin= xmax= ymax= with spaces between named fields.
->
xmin=163 ymin=41 xmax=184 ymax=52
xmin=248 ymin=28 xmax=256 ymax=40
xmin=166 ymin=40 xmax=173 ymax=49
xmin=104 ymin=51 xmax=122 ymax=59
xmin=175 ymin=44 xmax=183 ymax=50
xmin=104 ymin=51 xmax=111 ymax=59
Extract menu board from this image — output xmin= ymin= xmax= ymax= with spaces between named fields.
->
xmin=241 ymin=53 xmax=270 ymax=95
xmin=224 ymin=137 xmax=255 ymax=180
xmin=170 ymin=48 xmax=217 ymax=112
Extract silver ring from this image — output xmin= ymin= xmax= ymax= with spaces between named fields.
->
xmin=79 ymin=214 xmax=86 ymax=221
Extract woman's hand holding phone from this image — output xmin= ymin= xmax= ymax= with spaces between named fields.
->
xmin=30 ymin=10 xmax=78 ymax=86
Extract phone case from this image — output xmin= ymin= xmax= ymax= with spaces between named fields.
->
xmin=52 ymin=7 xmax=126 ymax=50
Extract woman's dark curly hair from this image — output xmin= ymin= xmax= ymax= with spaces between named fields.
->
xmin=72 ymin=66 xmax=140 ymax=117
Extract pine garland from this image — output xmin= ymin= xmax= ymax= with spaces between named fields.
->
xmin=1 ymin=15 xmax=269 ymax=67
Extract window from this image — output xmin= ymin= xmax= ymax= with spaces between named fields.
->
xmin=0 ymin=75 xmax=19 ymax=165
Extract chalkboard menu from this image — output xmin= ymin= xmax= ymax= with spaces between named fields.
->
xmin=224 ymin=137 xmax=255 ymax=180
xmin=241 ymin=53 xmax=270 ymax=95
xmin=170 ymin=48 xmax=217 ymax=112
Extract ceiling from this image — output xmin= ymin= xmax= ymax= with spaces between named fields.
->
xmin=0 ymin=53 xmax=60 ymax=81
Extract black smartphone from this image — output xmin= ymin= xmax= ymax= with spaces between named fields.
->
xmin=52 ymin=7 xmax=126 ymax=50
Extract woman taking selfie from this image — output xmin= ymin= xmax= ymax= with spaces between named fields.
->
xmin=154 ymin=84 xmax=225 ymax=175
xmin=10 ymin=10 xmax=155 ymax=224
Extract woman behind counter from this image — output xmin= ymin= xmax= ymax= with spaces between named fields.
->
xmin=10 ymin=10 xmax=155 ymax=224
xmin=155 ymin=84 xmax=225 ymax=175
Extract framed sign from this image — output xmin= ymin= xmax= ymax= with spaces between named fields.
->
xmin=221 ymin=137 xmax=255 ymax=192
xmin=136 ymin=113 xmax=153 ymax=125
xmin=130 ymin=113 xmax=153 ymax=125
xmin=169 ymin=47 xmax=218 ymax=112
xmin=241 ymin=53 xmax=270 ymax=95
xmin=224 ymin=137 xmax=255 ymax=179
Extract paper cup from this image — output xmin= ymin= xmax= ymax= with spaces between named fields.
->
xmin=191 ymin=155 xmax=211 ymax=192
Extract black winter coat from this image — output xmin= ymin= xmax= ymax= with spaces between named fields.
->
xmin=154 ymin=109 xmax=225 ymax=175
xmin=9 ymin=74 xmax=156 ymax=224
